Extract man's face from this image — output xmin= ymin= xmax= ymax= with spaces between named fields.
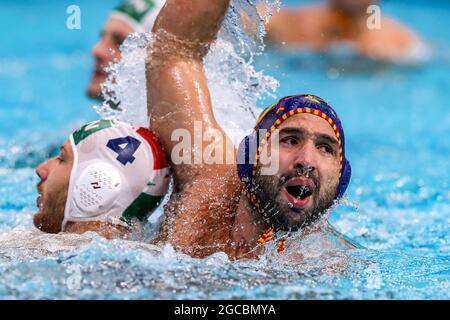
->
xmin=253 ymin=113 xmax=341 ymax=231
xmin=86 ymin=18 xmax=134 ymax=100
xmin=33 ymin=140 xmax=73 ymax=233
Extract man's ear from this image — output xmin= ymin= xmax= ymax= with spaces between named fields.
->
xmin=336 ymin=159 xmax=351 ymax=199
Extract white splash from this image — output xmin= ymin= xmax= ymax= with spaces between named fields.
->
xmin=94 ymin=0 xmax=280 ymax=144
xmin=0 ymin=226 xmax=163 ymax=262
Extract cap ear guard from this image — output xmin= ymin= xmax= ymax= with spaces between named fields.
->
xmin=71 ymin=162 xmax=123 ymax=219
xmin=237 ymin=131 xmax=259 ymax=191
xmin=336 ymin=159 xmax=351 ymax=199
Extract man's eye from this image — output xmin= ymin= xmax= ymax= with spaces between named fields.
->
xmin=281 ymin=136 xmax=299 ymax=145
xmin=57 ymin=156 xmax=64 ymax=163
xmin=112 ymin=34 xmax=125 ymax=47
xmin=318 ymin=144 xmax=333 ymax=154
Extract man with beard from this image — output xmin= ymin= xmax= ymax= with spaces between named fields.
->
xmin=147 ymin=0 xmax=356 ymax=259
xmin=33 ymin=120 xmax=170 ymax=239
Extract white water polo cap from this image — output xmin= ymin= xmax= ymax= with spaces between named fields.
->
xmin=63 ymin=120 xmax=170 ymax=229
xmin=108 ymin=0 xmax=166 ymax=33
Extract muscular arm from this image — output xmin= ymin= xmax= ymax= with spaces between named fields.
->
xmin=146 ymin=0 xmax=241 ymax=257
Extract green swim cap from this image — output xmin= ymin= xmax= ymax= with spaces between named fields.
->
xmin=109 ymin=0 xmax=165 ymax=32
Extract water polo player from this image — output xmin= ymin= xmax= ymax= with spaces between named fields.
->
xmin=87 ymin=0 xmax=165 ymax=100
xmin=34 ymin=120 xmax=170 ymax=239
xmin=262 ymin=0 xmax=423 ymax=62
xmin=147 ymin=0 xmax=356 ymax=259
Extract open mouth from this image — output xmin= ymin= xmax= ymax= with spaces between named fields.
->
xmin=94 ymin=68 xmax=106 ymax=78
xmin=285 ymin=185 xmax=313 ymax=200
xmin=36 ymin=183 xmax=44 ymax=210
xmin=93 ymin=63 xmax=107 ymax=78
xmin=36 ymin=195 xmax=43 ymax=210
xmin=283 ymin=178 xmax=315 ymax=209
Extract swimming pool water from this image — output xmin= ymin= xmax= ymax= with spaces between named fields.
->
xmin=0 ymin=0 xmax=449 ymax=299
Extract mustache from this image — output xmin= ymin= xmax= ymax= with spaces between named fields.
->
xmin=94 ymin=58 xmax=108 ymax=73
xmin=279 ymin=167 xmax=320 ymax=191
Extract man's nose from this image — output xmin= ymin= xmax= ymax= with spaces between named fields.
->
xmin=91 ymin=38 xmax=110 ymax=61
xmin=292 ymin=140 xmax=317 ymax=172
xmin=35 ymin=159 xmax=51 ymax=181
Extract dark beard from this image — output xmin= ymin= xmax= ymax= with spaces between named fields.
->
xmin=33 ymin=182 xmax=69 ymax=233
xmin=252 ymin=168 xmax=336 ymax=231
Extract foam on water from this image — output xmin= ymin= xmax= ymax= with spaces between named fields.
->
xmin=0 ymin=224 xmax=447 ymax=299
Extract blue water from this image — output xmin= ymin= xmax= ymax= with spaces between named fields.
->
xmin=0 ymin=0 xmax=449 ymax=299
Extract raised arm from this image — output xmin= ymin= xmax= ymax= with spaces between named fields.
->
xmin=152 ymin=0 xmax=230 ymax=48
xmin=146 ymin=0 xmax=241 ymax=257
